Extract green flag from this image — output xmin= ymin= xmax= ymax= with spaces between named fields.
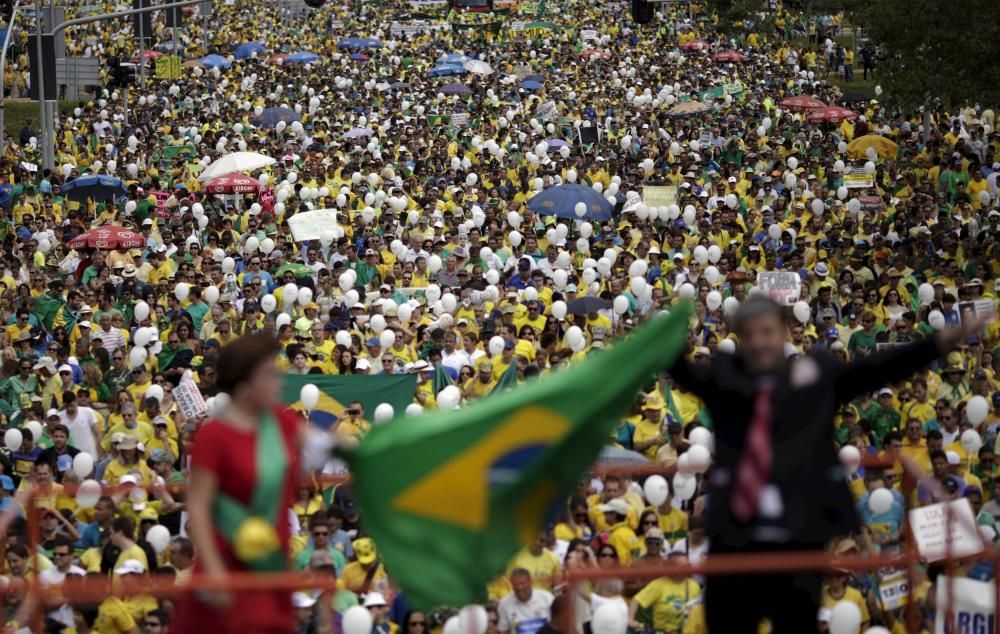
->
xmin=282 ymin=374 xmax=417 ymax=430
xmin=432 ymin=363 xmax=453 ymax=395
xmin=490 ymin=358 xmax=520 ymax=395
xmin=341 ymin=304 xmax=692 ymax=608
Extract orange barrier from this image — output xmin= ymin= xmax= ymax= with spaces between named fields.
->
xmin=6 ymin=450 xmax=991 ymax=633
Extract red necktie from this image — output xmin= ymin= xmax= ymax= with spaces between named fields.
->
xmin=731 ymin=383 xmax=776 ymax=523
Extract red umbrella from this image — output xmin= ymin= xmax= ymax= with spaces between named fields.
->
xmin=579 ymin=49 xmax=611 ymax=60
xmin=806 ymin=106 xmax=859 ymax=123
xmin=67 ymin=225 xmax=146 ymax=250
xmin=269 ymin=53 xmax=289 ymax=65
xmin=203 ymin=173 xmax=260 ymax=194
xmin=779 ymin=95 xmax=827 ymax=111
xmin=712 ymin=51 xmax=747 ymax=63
xmin=682 ymin=40 xmax=709 ymax=52
xmin=132 ymin=50 xmax=162 ymax=62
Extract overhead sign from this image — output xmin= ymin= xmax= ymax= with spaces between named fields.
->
xmin=844 ymin=170 xmax=875 ymax=189
xmin=909 ymin=499 xmax=983 ymax=562
xmin=757 ymin=271 xmax=801 ymax=306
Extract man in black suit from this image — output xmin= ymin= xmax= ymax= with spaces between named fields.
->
xmin=668 ymin=297 xmax=979 ymax=633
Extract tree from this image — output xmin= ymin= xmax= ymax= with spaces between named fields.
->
xmin=705 ymin=0 xmax=762 ymax=34
xmin=849 ymin=0 xmax=1000 ymax=111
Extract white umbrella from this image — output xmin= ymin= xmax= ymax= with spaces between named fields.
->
xmin=463 ymin=60 xmax=494 ymax=75
xmin=198 ymin=151 xmax=276 ymax=182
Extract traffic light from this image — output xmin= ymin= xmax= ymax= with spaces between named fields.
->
xmin=303 ymin=0 xmax=325 ymax=7
xmin=108 ymin=57 xmax=136 ymax=88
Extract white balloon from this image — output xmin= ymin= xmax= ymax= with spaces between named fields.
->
xmin=718 ymin=338 xmax=736 ymax=354
xmin=961 ymin=429 xmax=983 ymax=454
xmin=373 ymin=403 xmax=395 ymax=424
xmin=613 ymin=295 xmax=630 ymax=315
xmin=723 ymin=297 xmax=740 ymax=316
xmin=437 ymin=385 xmax=462 ymax=410
xmin=426 ymin=284 xmax=442 ymax=304
xmin=678 ymin=283 xmax=696 ymax=300
xmin=839 ymin=445 xmax=861 ymax=473
xmin=275 ymin=313 xmax=291 ymax=329
xmin=793 ymin=301 xmax=811 ymax=324
xmin=75 ymin=479 xmax=102 ymax=508
xmin=643 ymin=475 xmax=669 ymax=507
xmin=630 ymin=277 xmax=647 ymax=297
xmin=706 ymin=290 xmax=723 ymax=311
xmin=129 ymin=346 xmax=148 ymax=369
xmin=829 ymin=600 xmax=862 ymax=634
xmin=868 ymin=487 xmax=894 ymax=515
xmin=203 ymin=286 xmax=220 ymax=306
xmin=551 ymin=301 xmax=567 ymax=320
xmin=672 ymin=472 xmax=697 ymax=500
xmin=966 ymin=395 xmax=989 ymax=425
xmin=457 ymin=606 xmax=489 ymax=634
xmin=379 ymin=330 xmax=396 ymax=350
xmin=565 ymin=326 xmax=585 ymax=350
xmin=686 ymin=445 xmax=712 ymax=473
xmin=4 ymin=428 xmax=21 ymax=451
xmin=146 ymin=525 xmax=171 ymax=554
xmin=370 ymin=314 xmax=387 ymax=335
xmin=488 ymin=336 xmax=505 ymax=356
xmin=574 ymin=202 xmax=588 ymax=218
xmin=591 ymin=603 xmax=627 ymax=634
xmin=335 ymin=330 xmax=352 ymax=347
xmin=863 ymin=628 xmax=891 ymax=634
xmin=342 ymin=606 xmax=374 ymax=634
xmin=134 ymin=327 xmax=153 ymax=347
xmin=864 ymin=161 xmax=876 ymax=174
xmin=928 ymin=310 xmax=946 ymax=330
xmin=768 ymin=224 xmax=782 ymax=240
xmin=300 ymin=384 xmax=320 ymax=409
xmin=688 ymin=427 xmax=713 ymax=451
xmin=72 ymin=452 xmax=94 ymax=478
xmin=405 ymin=403 xmax=424 ymax=417
xmin=917 ymin=283 xmax=935 ymax=305
xmin=174 ymin=283 xmax=189 ymax=302
xmin=837 ymin=186 xmax=848 ymax=200
xmin=260 ymin=294 xmax=277 ymax=314
xmin=693 ymin=245 xmax=709 ymax=265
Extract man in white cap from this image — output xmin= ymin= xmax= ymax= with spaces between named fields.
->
xmin=364 ymin=591 xmax=391 ymax=634
xmin=94 ymin=558 xmax=146 ymax=632
xmin=59 ymin=391 xmax=100 ymax=460
xmin=498 ymin=568 xmax=554 ymax=634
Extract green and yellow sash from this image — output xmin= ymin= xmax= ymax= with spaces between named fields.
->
xmin=212 ymin=411 xmax=288 ymax=571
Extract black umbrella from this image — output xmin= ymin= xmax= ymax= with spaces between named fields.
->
xmin=566 ymin=296 xmax=611 ymax=315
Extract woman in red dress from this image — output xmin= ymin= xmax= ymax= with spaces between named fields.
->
xmin=175 ymin=333 xmax=302 ymax=633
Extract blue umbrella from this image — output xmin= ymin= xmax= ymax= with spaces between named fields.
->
xmin=337 ymin=37 xmax=381 ymax=50
xmin=441 ymin=83 xmax=472 ymax=95
xmin=286 ymin=51 xmax=320 ymax=64
xmin=254 ymin=107 xmax=300 ymax=127
xmin=544 ymin=139 xmax=570 ymax=149
xmin=427 ymin=64 xmax=467 ymax=78
xmin=526 ymin=184 xmax=613 ymax=221
xmin=61 ymin=175 xmax=126 ymax=202
xmin=200 ymin=54 xmax=231 ymax=69
xmin=233 ymin=42 xmax=265 ymax=60
xmin=524 ymin=74 xmax=545 ymax=83
xmin=522 ymin=79 xmax=543 ymax=91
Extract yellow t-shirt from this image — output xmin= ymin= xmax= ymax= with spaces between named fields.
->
xmin=606 ymin=522 xmax=641 ymax=566
xmin=634 ymin=577 xmax=702 ymax=632
xmin=821 ymin=585 xmax=870 ymax=624
xmin=340 ymin=561 xmax=387 ymax=593
xmin=113 ymin=543 xmax=149 ymax=575
xmin=509 ymin=548 xmax=561 ymax=590
xmin=93 ymin=596 xmax=137 ymax=634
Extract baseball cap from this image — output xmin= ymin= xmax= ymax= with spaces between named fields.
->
xmin=877 ymin=388 xmax=894 ymax=397
xmin=0 ymin=476 xmax=14 ymax=491
xmin=363 ymin=592 xmax=387 ymax=608
xmin=46 ymin=408 xmax=60 ymax=419
xmin=113 ymin=559 xmax=146 ymax=576
xmin=57 ymin=454 xmax=73 ymax=473
xmin=353 ymin=537 xmax=378 ymax=565
xmin=598 ymin=498 xmax=629 ymax=516
xmin=292 ymin=592 xmax=318 ymax=609
xmin=946 ymin=451 xmax=961 ymax=466
xmin=825 ymin=327 xmax=839 ymax=339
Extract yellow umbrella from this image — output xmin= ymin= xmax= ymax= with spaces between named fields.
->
xmin=848 ymin=135 xmax=899 ymax=160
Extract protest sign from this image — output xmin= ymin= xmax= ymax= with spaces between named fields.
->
xmin=173 ymin=377 xmax=207 ymax=419
xmin=844 ymin=170 xmax=875 ymax=189
xmin=757 ymin=271 xmax=801 ymax=306
xmin=536 ymin=100 xmax=558 ymax=121
xmin=287 ymin=209 xmax=341 ymax=242
xmin=909 ymin=499 xmax=983 ymax=562
xmin=934 ymin=576 xmax=995 ymax=634
xmin=959 ymin=299 xmax=997 ymax=325
xmin=877 ymin=567 xmax=910 ymax=611
xmin=858 ymin=196 xmax=883 ymax=215
xmin=642 ymin=185 xmax=677 ymax=209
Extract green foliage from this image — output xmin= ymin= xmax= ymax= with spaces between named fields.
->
xmin=705 ymin=0 xmax=760 ymax=34
xmin=849 ymin=0 xmax=1000 ymax=110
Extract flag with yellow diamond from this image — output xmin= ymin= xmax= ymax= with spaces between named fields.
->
xmin=340 ymin=304 xmax=692 ymax=609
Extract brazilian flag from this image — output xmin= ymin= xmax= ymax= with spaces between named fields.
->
xmin=282 ymin=374 xmax=417 ymax=430
xmin=341 ymin=304 xmax=692 ymax=608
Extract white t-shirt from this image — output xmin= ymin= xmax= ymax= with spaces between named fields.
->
xmin=498 ymin=589 xmax=554 ymax=634
xmin=60 ymin=407 xmax=99 ymax=459
xmin=39 ymin=565 xmax=86 ymax=627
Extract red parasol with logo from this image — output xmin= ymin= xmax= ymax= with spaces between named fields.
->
xmin=203 ymin=173 xmax=261 ymax=194
xmin=67 ymin=225 xmax=146 ymax=250
xmin=779 ymin=95 xmax=827 ymax=111
xmin=806 ymin=106 xmax=860 ymax=123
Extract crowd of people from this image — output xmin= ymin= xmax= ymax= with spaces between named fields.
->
xmin=0 ymin=0 xmax=996 ymax=631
